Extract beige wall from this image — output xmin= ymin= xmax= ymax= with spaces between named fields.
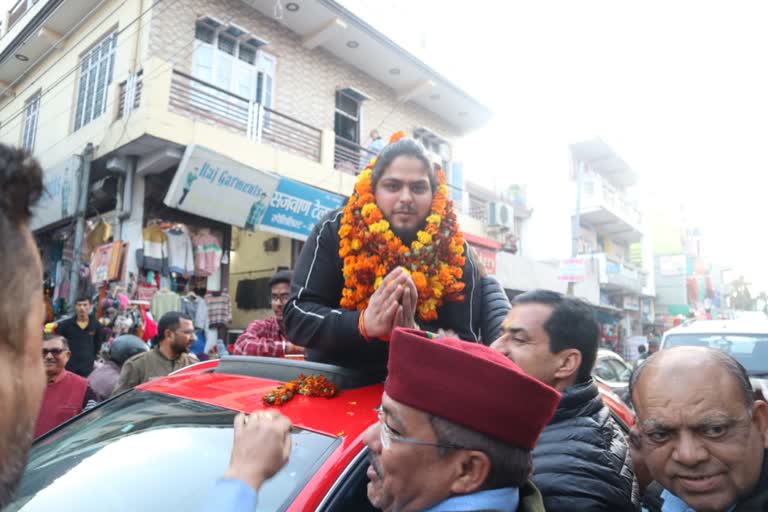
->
xmin=0 ymin=0 xmax=148 ymax=168
xmin=228 ymin=227 xmax=292 ymax=328
xmin=148 ymin=0 xmax=462 ymax=146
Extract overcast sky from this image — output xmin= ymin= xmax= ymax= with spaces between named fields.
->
xmin=6 ymin=0 xmax=764 ymax=289
xmin=342 ymin=0 xmax=768 ymax=290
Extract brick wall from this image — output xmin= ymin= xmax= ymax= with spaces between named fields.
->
xmin=148 ymin=0 xmax=461 ymax=147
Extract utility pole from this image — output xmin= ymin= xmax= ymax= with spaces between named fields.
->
xmin=567 ymin=160 xmax=585 ymax=296
xmin=67 ymin=143 xmax=94 ymax=313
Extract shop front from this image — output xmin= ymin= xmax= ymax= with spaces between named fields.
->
xmin=148 ymin=145 xmax=345 ymax=350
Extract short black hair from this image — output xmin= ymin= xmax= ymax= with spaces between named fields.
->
xmin=269 ymin=270 xmax=293 ymax=289
xmin=153 ymin=312 xmax=193 ymax=345
xmin=512 ymin=289 xmax=599 ymax=383
xmin=371 ymin=138 xmax=435 ymax=193
xmin=75 ymin=295 xmax=92 ymax=304
xmin=0 ymin=145 xmax=43 ymax=353
xmin=638 ymin=345 xmax=647 ymax=354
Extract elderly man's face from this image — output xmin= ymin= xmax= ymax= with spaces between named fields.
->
xmin=362 ymin=393 xmax=459 ymax=512
xmin=42 ymin=337 xmax=70 ymax=380
xmin=633 ymin=358 xmax=768 ymax=512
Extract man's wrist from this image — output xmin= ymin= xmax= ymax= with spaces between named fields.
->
xmin=223 ymin=468 xmax=266 ymax=492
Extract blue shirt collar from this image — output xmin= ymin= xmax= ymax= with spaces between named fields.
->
xmin=423 ymin=487 xmax=519 ymax=512
xmin=661 ymin=489 xmax=737 ymax=512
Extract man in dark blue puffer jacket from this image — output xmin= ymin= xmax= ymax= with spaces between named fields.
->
xmin=491 ymin=289 xmax=639 ymax=511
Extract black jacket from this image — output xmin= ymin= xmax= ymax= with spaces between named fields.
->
xmin=479 ymin=275 xmax=510 ymax=344
xmin=531 ymin=379 xmax=638 ymax=511
xmin=284 ymin=209 xmax=484 ymax=367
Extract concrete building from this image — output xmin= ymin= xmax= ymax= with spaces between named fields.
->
xmin=0 ymin=0 xmax=489 ymax=337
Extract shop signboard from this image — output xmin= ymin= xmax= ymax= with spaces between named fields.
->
xmin=164 ymin=145 xmax=279 ymax=228
xmin=258 ymin=178 xmax=346 ymax=241
xmin=558 ymin=257 xmax=586 ymax=282
xmin=623 ymin=295 xmax=641 ymax=311
xmin=30 ymin=156 xmax=80 ymax=231
xmin=468 ymin=243 xmax=497 ymax=275
xmin=658 ymin=254 xmax=686 ymax=276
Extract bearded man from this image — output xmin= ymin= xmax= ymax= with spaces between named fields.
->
xmin=284 ymin=135 xmax=487 ymax=367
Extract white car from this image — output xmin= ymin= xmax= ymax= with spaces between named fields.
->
xmin=660 ymin=320 xmax=768 ymax=395
xmin=593 ymin=349 xmax=633 ymax=404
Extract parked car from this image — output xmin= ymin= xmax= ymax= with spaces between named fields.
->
xmin=660 ymin=320 xmax=768 ymax=396
xmin=593 ymin=348 xmax=633 ymax=404
xmin=6 ymin=355 xmax=634 ymax=512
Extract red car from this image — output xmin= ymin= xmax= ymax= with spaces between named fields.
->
xmin=7 ymin=356 xmax=634 ymax=512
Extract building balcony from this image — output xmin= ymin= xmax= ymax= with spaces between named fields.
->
xmin=593 ymin=252 xmax=646 ymax=294
xmin=578 ymin=174 xmax=642 ymax=243
xmin=0 ymin=0 xmax=104 ymax=91
xmin=165 ymin=70 xmax=322 ymax=162
xmin=333 ymin=136 xmax=376 ymax=175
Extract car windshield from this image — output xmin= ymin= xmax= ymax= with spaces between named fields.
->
xmin=6 ymin=390 xmax=339 ymax=512
xmin=664 ymin=333 xmax=768 ymax=375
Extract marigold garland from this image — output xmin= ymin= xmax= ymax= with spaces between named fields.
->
xmin=262 ymin=373 xmax=338 ymax=406
xmin=338 ymin=138 xmax=466 ymax=322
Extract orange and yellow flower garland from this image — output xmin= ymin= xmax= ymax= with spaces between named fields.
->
xmin=262 ymin=374 xmax=337 ymax=406
xmin=338 ymin=141 xmax=466 ymax=322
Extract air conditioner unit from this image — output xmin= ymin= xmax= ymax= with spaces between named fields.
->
xmin=487 ymin=202 xmax=514 ymax=230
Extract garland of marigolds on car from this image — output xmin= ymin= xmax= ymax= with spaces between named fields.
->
xmin=338 ymin=130 xmax=466 ymax=322
xmin=262 ymin=374 xmax=337 ymax=406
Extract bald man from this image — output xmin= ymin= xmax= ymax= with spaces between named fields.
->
xmin=628 ymin=346 xmax=768 ymax=512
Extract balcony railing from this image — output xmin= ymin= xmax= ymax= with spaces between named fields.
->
xmin=8 ymin=0 xmax=35 ymax=31
xmin=334 ymin=135 xmax=376 ymax=175
xmin=169 ymin=70 xmax=322 ymax=162
xmin=117 ymin=70 xmax=143 ymax=119
xmin=582 ymin=175 xmax=642 ymax=228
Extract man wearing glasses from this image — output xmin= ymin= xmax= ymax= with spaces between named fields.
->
xmin=233 ymin=270 xmax=304 ymax=357
xmin=34 ymin=335 xmax=97 ymax=438
xmin=112 ymin=312 xmax=197 ymax=395
xmin=363 ymin=327 xmax=560 ymax=512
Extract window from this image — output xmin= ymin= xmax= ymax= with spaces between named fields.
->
xmin=6 ymin=390 xmax=339 ymax=511
xmin=192 ymin=21 xmax=274 ymax=105
xmin=22 ymin=92 xmax=40 ymax=151
xmin=335 ymin=91 xmax=360 ymax=143
xmin=74 ymin=32 xmax=117 ymax=131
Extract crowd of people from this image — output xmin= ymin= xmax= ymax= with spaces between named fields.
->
xmin=0 ymin=137 xmax=766 ymax=512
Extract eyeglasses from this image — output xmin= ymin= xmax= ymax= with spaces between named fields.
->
xmin=42 ymin=348 xmax=65 ymax=357
xmin=375 ymin=405 xmax=463 ymax=451
xmin=270 ymin=294 xmax=290 ymax=304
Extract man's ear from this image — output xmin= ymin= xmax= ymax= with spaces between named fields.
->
xmin=449 ymin=450 xmax=491 ymax=495
xmin=553 ymin=348 xmax=582 ymax=382
xmin=751 ymin=399 xmax=768 ymax=447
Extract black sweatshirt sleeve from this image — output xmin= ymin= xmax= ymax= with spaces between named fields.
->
xmin=283 ymin=210 xmax=369 ymax=353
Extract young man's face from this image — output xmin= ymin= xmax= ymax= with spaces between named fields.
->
xmin=270 ymin=282 xmax=290 ymax=320
xmin=374 ymin=156 xmax=433 ymax=242
xmin=168 ymin=319 xmax=195 ymax=356
xmin=75 ymin=300 xmax=91 ymax=319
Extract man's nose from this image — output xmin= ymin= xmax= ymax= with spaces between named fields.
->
xmin=672 ymin=431 xmax=710 ymax=467
xmin=362 ymin=422 xmax=382 ymax=452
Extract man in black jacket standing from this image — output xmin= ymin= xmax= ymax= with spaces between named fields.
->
xmin=491 ymin=289 xmax=638 ymax=511
xmin=284 ymin=138 xmax=483 ymax=367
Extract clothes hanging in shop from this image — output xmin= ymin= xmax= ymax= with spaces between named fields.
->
xmin=136 ymin=224 xmax=169 ymax=274
xmin=151 ymin=289 xmax=182 ymax=320
xmin=192 ymin=231 xmax=222 ymax=277
xmin=205 ymin=292 xmax=232 ymax=327
xmin=182 ymin=293 xmax=209 ymax=331
xmin=235 ymin=279 xmax=269 ymax=310
xmin=166 ymin=226 xmax=194 ymax=276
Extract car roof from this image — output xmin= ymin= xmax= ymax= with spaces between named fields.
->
xmin=138 ymin=356 xmax=384 ymax=440
xmin=597 ymin=348 xmax=624 ymax=359
xmin=662 ymin=320 xmax=768 ymax=337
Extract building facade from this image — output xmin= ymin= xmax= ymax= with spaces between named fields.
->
xmin=0 ymin=0 xmax=490 ymax=342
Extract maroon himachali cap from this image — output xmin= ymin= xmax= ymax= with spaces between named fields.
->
xmin=385 ymin=328 xmax=561 ymax=450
